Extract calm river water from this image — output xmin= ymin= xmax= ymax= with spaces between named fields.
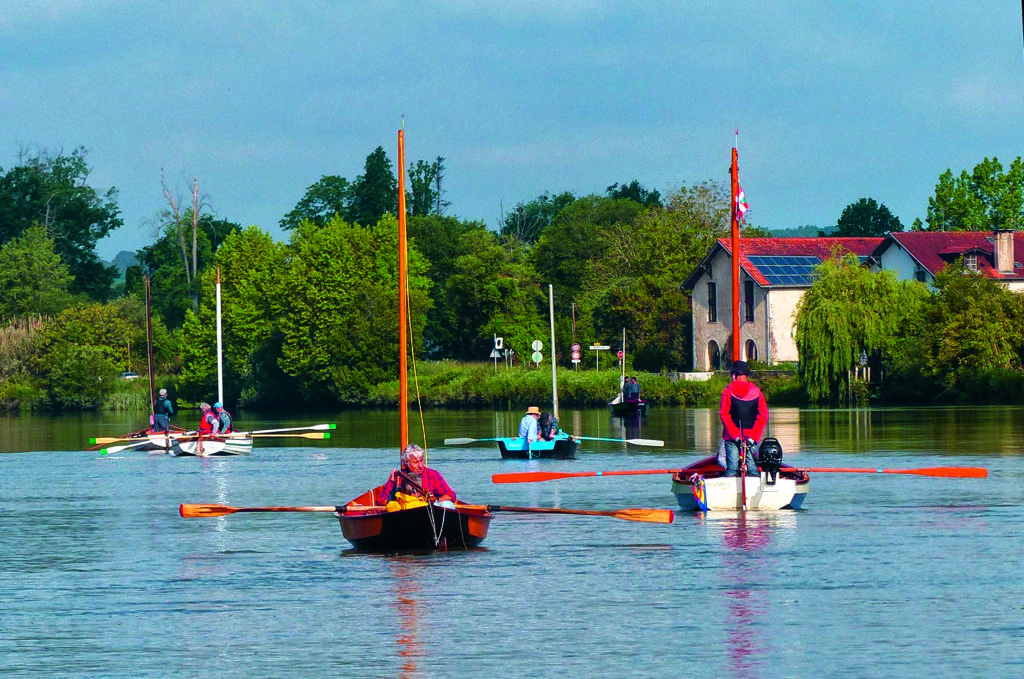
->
xmin=1 ymin=405 xmax=1022 ymax=678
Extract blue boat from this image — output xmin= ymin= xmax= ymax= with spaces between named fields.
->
xmin=496 ymin=432 xmax=579 ymax=460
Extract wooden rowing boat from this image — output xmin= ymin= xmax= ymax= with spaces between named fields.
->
xmin=337 ymin=129 xmax=491 ymax=551
xmin=339 ymin=487 xmax=491 ymax=551
xmin=496 ymin=432 xmax=579 ymax=459
xmin=607 ymin=394 xmax=649 ymax=417
xmin=669 ymin=455 xmax=810 ymax=511
xmin=175 ymin=434 xmax=253 ymax=456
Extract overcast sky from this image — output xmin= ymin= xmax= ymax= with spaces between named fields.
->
xmin=2 ymin=1 xmax=1022 ymax=260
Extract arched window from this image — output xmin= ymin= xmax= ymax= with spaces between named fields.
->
xmin=708 ymin=341 xmax=721 ymax=370
xmin=745 ymin=340 xmax=758 ymax=363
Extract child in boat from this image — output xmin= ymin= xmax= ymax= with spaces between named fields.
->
xmin=377 ymin=444 xmax=456 ymax=510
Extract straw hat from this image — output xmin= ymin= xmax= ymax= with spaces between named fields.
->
xmin=526 ymin=406 xmax=541 ymax=416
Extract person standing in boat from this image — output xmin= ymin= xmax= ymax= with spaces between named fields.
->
xmin=213 ymin=402 xmax=233 ymax=434
xmin=152 ymin=388 xmax=173 ymax=433
xmin=377 ymin=444 xmax=456 ymax=508
xmin=518 ymin=406 xmax=542 ymax=442
xmin=719 ymin=360 xmax=767 ymax=477
xmin=198 ymin=403 xmax=221 ymax=436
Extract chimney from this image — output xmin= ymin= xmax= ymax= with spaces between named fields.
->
xmin=994 ymin=229 xmax=1014 ymax=273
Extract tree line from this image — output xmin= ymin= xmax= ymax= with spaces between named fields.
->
xmin=1 ymin=144 xmax=1022 ymax=410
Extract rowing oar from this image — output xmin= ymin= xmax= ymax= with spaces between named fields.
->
xmin=475 ymin=505 xmax=674 ymax=524
xmin=571 ymin=435 xmax=664 ymax=447
xmin=243 ymin=424 xmax=336 ymax=435
xmin=492 ymin=465 xmax=989 ymax=484
xmin=443 ymin=437 xmax=504 ymax=445
xmin=99 ymin=439 xmax=164 ymax=455
xmin=180 ymin=503 xmax=341 ymax=518
xmin=179 ymin=502 xmax=673 ymax=524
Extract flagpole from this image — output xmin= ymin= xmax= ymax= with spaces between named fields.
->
xmin=731 ymin=134 xmax=741 ymax=364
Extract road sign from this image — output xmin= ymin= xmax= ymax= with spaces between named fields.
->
xmin=589 ymin=345 xmax=610 ymax=350
xmin=571 ymin=343 xmax=581 ymax=352
xmin=495 ymin=336 xmax=503 ymax=350
xmin=617 ymin=351 xmax=624 ymax=359
xmin=571 ymin=350 xmax=581 ymax=360
xmin=531 ymin=351 xmax=543 ymax=363
xmin=532 ymin=340 xmax=543 ymax=352
xmin=490 ymin=349 xmax=502 ymax=358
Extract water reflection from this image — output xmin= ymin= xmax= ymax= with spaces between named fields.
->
xmin=390 ymin=559 xmax=424 ymax=679
xmin=702 ymin=512 xmax=797 ymax=678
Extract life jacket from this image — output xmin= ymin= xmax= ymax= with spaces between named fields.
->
xmin=385 ymin=491 xmax=428 ymax=513
xmin=199 ymin=412 xmax=216 ymax=434
xmin=217 ymin=410 xmax=232 ymax=433
xmin=154 ymin=397 xmax=169 ymax=415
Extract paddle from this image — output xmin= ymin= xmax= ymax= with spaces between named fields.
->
xmin=246 ymin=432 xmax=329 ymax=440
xmin=444 ymin=437 xmax=504 ymax=445
xmin=241 ymin=424 xmax=336 ymax=435
xmin=476 ymin=505 xmax=674 ymax=524
xmin=571 ymin=435 xmax=664 ymax=447
xmin=99 ymin=439 xmax=162 ymax=455
xmin=180 ymin=503 xmax=341 ymax=518
xmin=492 ymin=465 xmax=989 ymax=483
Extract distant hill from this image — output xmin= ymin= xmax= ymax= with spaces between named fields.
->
xmin=110 ymin=250 xmax=139 ymax=273
xmin=768 ymin=225 xmax=836 ymax=237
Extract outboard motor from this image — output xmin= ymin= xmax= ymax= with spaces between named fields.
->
xmin=758 ymin=438 xmax=784 ymax=485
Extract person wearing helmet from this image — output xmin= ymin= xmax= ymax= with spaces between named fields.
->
xmin=152 ymin=388 xmax=173 ymax=433
xmin=213 ymin=402 xmax=233 ymax=434
xmin=719 ymin=360 xmax=767 ymax=477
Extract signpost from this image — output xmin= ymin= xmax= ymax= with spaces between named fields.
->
xmin=571 ymin=342 xmax=581 ymax=368
xmin=589 ymin=345 xmax=610 ymax=370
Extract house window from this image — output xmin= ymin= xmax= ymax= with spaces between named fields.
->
xmin=743 ymin=280 xmax=755 ymax=322
xmin=965 ymin=253 xmax=978 ymax=271
xmin=707 ymin=282 xmax=718 ymax=323
xmin=745 ymin=340 xmax=758 ymax=363
xmin=708 ymin=341 xmax=721 ymax=370
xmin=915 ymin=269 xmax=927 ymax=282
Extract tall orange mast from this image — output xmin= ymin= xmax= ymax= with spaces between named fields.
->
xmin=730 ymin=143 xmax=741 ymax=363
xmin=398 ymin=129 xmax=409 ymax=453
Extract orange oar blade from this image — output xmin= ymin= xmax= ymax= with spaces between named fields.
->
xmin=492 ymin=471 xmax=591 ymax=484
xmin=180 ymin=503 xmax=239 ymax=518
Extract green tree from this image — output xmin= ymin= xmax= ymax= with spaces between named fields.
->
xmin=0 ymin=225 xmax=74 ymax=317
xmin=349 ymin=146 xmax=398 ymax=227
xmin=500 ymin=191 xmax=576 ymax=244
xmin=0 ymin=147 xmax=121 ymax=299
xmin=177 ymin=227 xmax=290 ymax=406
xmin=834 ymin=197 xmax=902 ymax=236
xmin=274 ymin=215 xmax=430 ymax=403
xmin=606 ymin=180 xmax=662 ymax=207
xmin=407 ymin=157 xmax=450 ymax=216
xmin=923 ymin=156 xmax=1024 ymax=231
xmin=906 ymin=264 xmax=1024 ymax=398
xmin=795 ymin=256 xmax=928 ymax=403
xmin=279 ymin=175 xmax=353 ymax=230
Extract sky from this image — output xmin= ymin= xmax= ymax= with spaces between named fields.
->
xmin=2 ymin=1 xmax=1022 ymax=260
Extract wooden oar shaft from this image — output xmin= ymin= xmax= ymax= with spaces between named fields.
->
xmin=179 ymin=503 xmax=341 ymax=518
xmin=483 ymin=505 xmax=674 ymax=524
xmin=795 ymin=466 xmax=988 ymax=478
xmin=492 ymin=469 xmax=677 ymax=484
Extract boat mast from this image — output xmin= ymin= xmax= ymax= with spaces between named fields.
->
xmin=216 ymin=267 xmax=224 ymax=405
xmin=398 ymin=128 xmax=409 ymax=455
xmin=548 ymin=284 xmax=559 ymax=421
xmin=730 ymin=140 xmax=741 ymax=363
xmin=620 ymin=327 xmax=626 ymax=396
xmin=145 ymin=275 xmax=156 ymax=414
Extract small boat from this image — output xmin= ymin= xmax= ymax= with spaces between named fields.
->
xmin=337 ymin=129 xmax=492 ymax=551
xmin=669 ymin=454 xmax=809 ymax=511
xmin=338 ymin=487 xmax=491 ymax=551
xmin=496 ymin=432 xmax=579 ymax=460
xmin=174 ymin=434 xmax=253 ymax=456
xmin=608 ymin=393 xmax=649 ymax=417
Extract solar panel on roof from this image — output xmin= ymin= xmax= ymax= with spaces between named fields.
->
xmin=747 ymin=255 xmax=823 ymax=286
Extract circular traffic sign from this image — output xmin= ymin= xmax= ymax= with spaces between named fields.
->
xmin=531 ymin=340 xmax=543 ymax=352
xmin=571 ymin=343 xmax=581 ymax=352
xmin=571 ymin=351 xmax=581 ymax=360
xmin=531 ymin=351 xmax=543 ymax=363
xmin=617 ymin=351 xmax=624 ymax=359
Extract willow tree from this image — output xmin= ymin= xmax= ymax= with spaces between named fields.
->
xmin=795 ymin=256 xmax=928 ymax=403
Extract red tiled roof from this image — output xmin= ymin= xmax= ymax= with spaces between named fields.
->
xmin=718 ymin=237 xmax=883 ymax=286
xmin=883 ymin=231 xmax=1024 ymax=279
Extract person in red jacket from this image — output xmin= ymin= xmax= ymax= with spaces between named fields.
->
xmin=198 ymin=402 xmax=220 ymax=436
xmin=719 ymin=360 xmax=768 ymax=477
